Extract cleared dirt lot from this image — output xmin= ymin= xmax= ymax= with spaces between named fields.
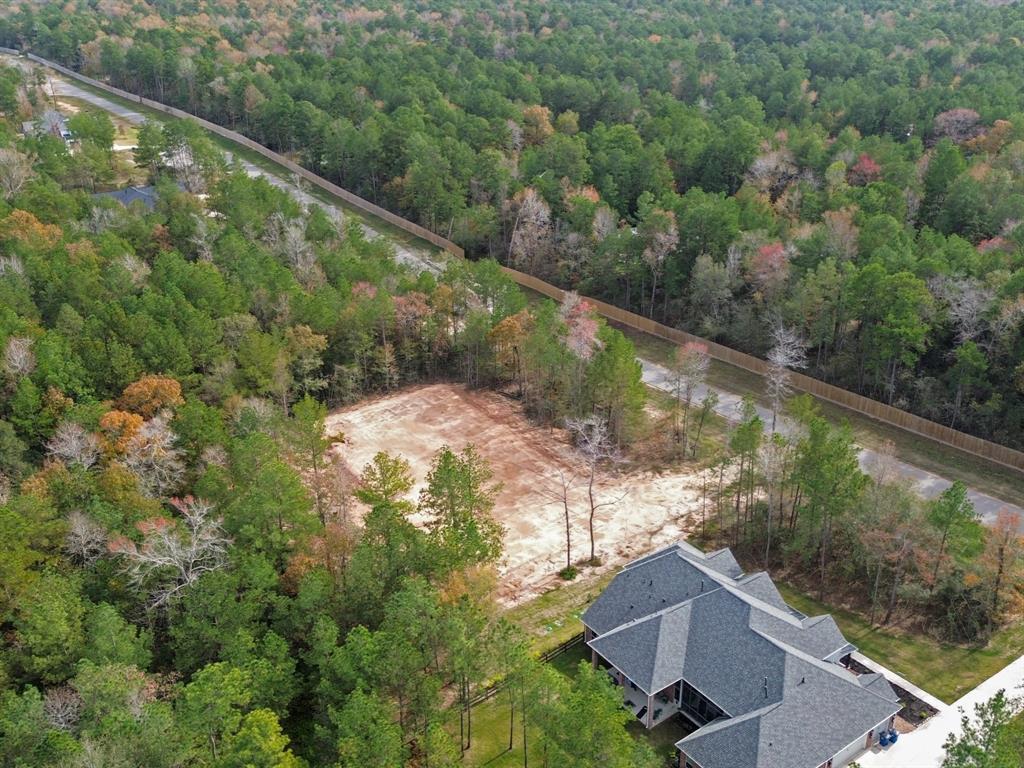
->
xmin=325 ymin=383 xmax=701 ymax=604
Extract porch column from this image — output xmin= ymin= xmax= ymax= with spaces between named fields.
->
xmin=646 ymin=693 xmax=654 ymax=728
xmin=585 ymin=627 xmax=598 ymax=668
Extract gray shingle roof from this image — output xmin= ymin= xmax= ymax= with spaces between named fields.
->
xmin=92 ymin=185 xmax=160 ymax=210
xmin=679 ymin=650 xmax=900 ymax=768
xmin=585 ymin=542 xmax=901 ymax=768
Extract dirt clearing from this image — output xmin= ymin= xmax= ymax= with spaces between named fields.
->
xmin=325 ymin=384 xmax=701 ymax=604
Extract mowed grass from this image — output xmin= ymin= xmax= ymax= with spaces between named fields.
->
xmin=465 ymin=643 xmax=682 ymax=768
xmin=776 ymin=582 xmax=1024 ymax=704
xmin=503 ymin=571 xmax=615 ymax=654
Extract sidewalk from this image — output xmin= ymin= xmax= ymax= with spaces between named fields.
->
xmin=857 ymin=652 xmax=1024 ymax=767
xmin=851 ymin=652 xmax=948 ymax=713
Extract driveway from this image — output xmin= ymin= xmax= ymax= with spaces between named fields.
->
xmin=857 ymin=653 xmax=1024 ymax=767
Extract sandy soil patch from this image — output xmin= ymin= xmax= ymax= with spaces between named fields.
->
xmin=325 ymin=383 xmax=701 ymax=604
xmin=54 ymin=96 xmax=138 ymax=152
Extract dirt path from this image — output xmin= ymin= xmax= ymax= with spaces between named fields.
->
xmin=324 ymin=384 xmax=701 ymax=604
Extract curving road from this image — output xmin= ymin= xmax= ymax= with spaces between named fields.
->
xmin=19 ymin=59 xmax=444 ymax=276
xmin=16 ymin=55 xmax=1022 ymax=528
xmin=641 ymin=359 xmax=1024 ymax=526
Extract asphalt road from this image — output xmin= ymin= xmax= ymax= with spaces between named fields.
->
xmin=19 ymin=55 xmax=1022 ymax=528
xmin=642 ymin=359 xmax=1024 ymax=526
xmin=28 ymin=63 xmax=444 ymax=276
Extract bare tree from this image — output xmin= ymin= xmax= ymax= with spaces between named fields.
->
xmin=65 ymin=510 xmax=108 ymax=566
xmin=278 ymin=218 xmax=323 ymax=289
xmin=189 ymin=213 xmax=218 ymax=262
xmin=508 ymin=187 xmax=551 ymax=273
xmin=43 ymin=686 xmax=82 ymax=732
xmin=109 ymin=496 xmax=229 ymax=608
xmin=566 ymin=415 xmax=625 ymax=564
xmin=46 ymin=422 xmax=101 ymax=470
xmin=592 ymin=205 xmax=616 ymax=242
xmin=84 ymin=205 xmax=123 ymax=235
xmin=543 ymin=470 xmax=578 ymax=571
xmin=668 ymin=342 xmax=710 ymax=456
xmin=0 ymin=147 xmax=35 ymax=200
xmin=930 ymin=276 xmax=994 ymax=345
xmin=116 ymin=253 xmax=151 ymax=288
xmin=2 ymin=336 xmax=35 ymax=379
xmin=765 ymin=323 xmax=808 ymax=433
xmin=933 ymin=108 xmax=982 ymax=143
xmin=0 ymin=255 xmax=24 ymax=277
xmin=640 ymin=209 xmax=678 ymax=319
xmin=121 ymin=414 xmax=185 ymax=497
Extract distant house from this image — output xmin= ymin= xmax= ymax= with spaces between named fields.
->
xmin=22 ymin=109 xmax=73 ymax=145
xmin=91 ymin=185 xmax=161 ymax=211
xmin=583 ymin=542 xmax=901 ymax=768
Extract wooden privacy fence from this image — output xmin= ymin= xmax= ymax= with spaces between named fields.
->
xmin=468 ymin=633 xmax=585 ymax=708
xmin=505 ymin=267 xmax=1024 ymax=473
xmin=19 ymin=52 xmax=464 ymax=257
xmin=12 ymin=50 xmax=1024 ymax=474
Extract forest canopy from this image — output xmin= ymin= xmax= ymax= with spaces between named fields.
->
xmin=3 ymin=0 xmax=1024 ymax=447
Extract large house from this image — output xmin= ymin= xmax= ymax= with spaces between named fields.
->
xmin=582 ymin=542 xmax=901 ymax=768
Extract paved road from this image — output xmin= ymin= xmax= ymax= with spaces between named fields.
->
xmin=20 ymin=55 xmax=1022 ymax=529
xmin=857 ymin=652 xmax=1024 ymax=767
xmin=641 ymin=359 xmax=1024 ymax=526
xmin=25 ymin=62 xmax=443 ymax=276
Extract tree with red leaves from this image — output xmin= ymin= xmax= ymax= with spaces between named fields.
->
xmin=848 ymin=153 xmax=882 ymax=186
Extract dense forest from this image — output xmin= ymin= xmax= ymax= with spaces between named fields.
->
xmin=2 ymin=0 xmax=1023 ymax=447
xmin=0 ymin=53 xmax=658 ymax=764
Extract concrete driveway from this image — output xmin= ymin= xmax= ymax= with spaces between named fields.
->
xmin=857 ymin=653 xmax=1024 ymax=767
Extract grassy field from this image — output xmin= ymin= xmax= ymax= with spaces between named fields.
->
xmin=464 ymin=643 xmax=685 ymax=768
xmin=776 ymin=582 xmax=1024 ymax=704
xmin=503 ymin=571 xmax=615 ymax=654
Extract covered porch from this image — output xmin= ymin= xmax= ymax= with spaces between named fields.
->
xmin=603 ymin=665 xmax=681 ymax=729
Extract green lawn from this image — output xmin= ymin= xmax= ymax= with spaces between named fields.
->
xmin=776 ymin=582 xmax=1024 ymax=704
xmin=464 ymin=643 xmax=685 ymax=768
xmin=503 ymin=571 xmax=615 ymax=654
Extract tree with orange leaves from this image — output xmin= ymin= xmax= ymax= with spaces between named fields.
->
xmin=981 ymin=509 xmax=1024 ymax=633
xmin=488 ymin=309 xmax=532 ymax=395
xmin=118 ymin=375 xmax=184 ymax=419
xmin=0 ymin=210 xmax=61 ymax=250
xmin=98 ymin=410 xmax=144 ymax=456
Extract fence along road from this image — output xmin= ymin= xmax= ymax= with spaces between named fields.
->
xmin=13 ymin=50 xmax=1024 ymax=484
